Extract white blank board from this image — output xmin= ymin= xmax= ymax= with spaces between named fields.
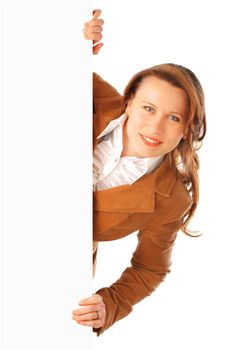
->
xmin=1 ymin=1 xmax=92 ymax=349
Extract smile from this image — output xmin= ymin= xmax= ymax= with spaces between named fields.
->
xmin=140 ymin=134 xmax=163 ymax=147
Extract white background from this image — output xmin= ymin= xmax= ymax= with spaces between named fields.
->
xmin=1 ymin=1 xmax=93 ymax=349
xmin=91 ymin=0 xmax=233 ymax=349
xmin=1 ymin=1 xmax=233 ymax=350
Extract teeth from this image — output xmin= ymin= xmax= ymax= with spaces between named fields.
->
xmin=143 ymin=135 xmax=160 ymax=144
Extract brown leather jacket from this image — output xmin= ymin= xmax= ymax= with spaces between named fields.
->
xmin=93 ymin=73 xmax=192 ymax=336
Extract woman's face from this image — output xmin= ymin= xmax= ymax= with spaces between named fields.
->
xmin=122 ymin=76 xmax=189 ymax=158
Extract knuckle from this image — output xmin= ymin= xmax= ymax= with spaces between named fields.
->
xmin=94 ymin=319 xmax=103 ymax=328
xmin=100 ymin=303 xmax=105 ymax=311
xmin=93 ymin=19 xmax=104 ymax=27
xmin=88 ymin=34 xmax=95 ymax=40
xmin=85 ymin=27 xmax=92 ymax=34
xmin=90 ymin=26 xmax=102 ymax=33
xmin=95 ymin=294 xmax=101 ymax=302
xmin=89 ymin=33 xmax=102 ymax=41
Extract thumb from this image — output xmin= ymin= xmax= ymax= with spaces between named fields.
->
xmin=93 ymin=43 xmax=104 ymax=55
xmin=92 ymin=9 xmax=102 ymax=20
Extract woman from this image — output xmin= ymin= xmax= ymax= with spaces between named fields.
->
xmin=72 ymin=9 xmax=206 ymax=336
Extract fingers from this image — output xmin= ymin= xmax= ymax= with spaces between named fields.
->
xmin=82 ymin=24 xmax=103 ymax=45
xmin=84 ymin=18 xmax=104 ymax=28
xmin=82 ymin=9 xmax=104 ymax=55
xmin=72 ymin=294 xmax=106 ymax=328
xmin=83 ymin=25 xmax=103 ymax=34
xmin=74 ymin=318 xmax=103 ymax=329
xmin=82 ymin=20 xmax=104 ymax=42
xmin=79 ymin=294 xmax=102 ymax=305
xmin=93 ymin=43 xmax=104 ymax=55
xmin=74 ymin=311 xmax=98 ymax=321
xmin=73 ymin=304 xmax=98 ymax=315
xmin=83 ymin=32 xmax=102 ymax=43
xmin=82 ymin=24 xmax=103 ymax=42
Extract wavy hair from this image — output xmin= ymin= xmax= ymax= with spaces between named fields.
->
xmin=121 ymin=64 xmax=206 ymax=235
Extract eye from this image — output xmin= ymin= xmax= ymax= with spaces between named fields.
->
xmin=144 ymin=106 xmax=154 ymax=113
xmin=168 ymin=115 xmax=180 ymax=122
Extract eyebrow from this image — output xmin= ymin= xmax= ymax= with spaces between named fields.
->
xmin=142 ymin=100 xmax=184 ymax=118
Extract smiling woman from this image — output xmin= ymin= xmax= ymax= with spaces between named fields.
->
xmin=72 ymin=9 xmax=206 ymax=337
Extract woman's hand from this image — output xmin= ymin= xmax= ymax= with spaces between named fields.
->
xmin=82 ymin=9 xmax=104 ymax=55
xmin=72 ymin=294 xmax=106 ymax=329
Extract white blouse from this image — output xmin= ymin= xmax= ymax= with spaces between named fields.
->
xmin=93 ymin=113 xmax=164 ymax=191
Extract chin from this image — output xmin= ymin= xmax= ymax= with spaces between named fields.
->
xmin=143 ymin=153 xmax=159 ymax=158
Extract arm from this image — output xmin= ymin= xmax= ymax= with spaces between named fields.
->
xmin=94 ymin=204 xmax=191 ymax=336
xmin=71 ymin=204 xmax=184 ymax=336
xmin=93 ymin=72 xmax=122 ymax=99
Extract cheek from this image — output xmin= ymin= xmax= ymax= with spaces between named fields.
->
xmin=167 ymin=128 xmax=184 ymax=145
xmin=127 ymin=112 xmax=143 ymax=131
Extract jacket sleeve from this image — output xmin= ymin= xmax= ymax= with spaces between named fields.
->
xmin=93 ymin=204 xmax=190 ymax=336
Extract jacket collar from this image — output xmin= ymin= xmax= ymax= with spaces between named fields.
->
xmin=93 ymin=156 xmax=177 ymax=213
xmin=93 ymin=98 xmax=123 ymax=150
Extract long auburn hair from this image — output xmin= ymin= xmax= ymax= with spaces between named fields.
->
xmin=121 ymin=63 xmax=206 ymax=235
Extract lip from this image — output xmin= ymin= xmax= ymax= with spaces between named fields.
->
xmin=139 ymin=134 xmax=163 ymax=147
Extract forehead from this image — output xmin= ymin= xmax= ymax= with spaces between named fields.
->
xmin=134 ymin=76 xmax=189 ymax=114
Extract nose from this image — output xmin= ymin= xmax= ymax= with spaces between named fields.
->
xmin=149 ymin=114 xmax=165 ymax=135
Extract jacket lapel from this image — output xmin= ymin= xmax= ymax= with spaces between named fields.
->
xmin=93 ymin=156 xmax=177 ymax=213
